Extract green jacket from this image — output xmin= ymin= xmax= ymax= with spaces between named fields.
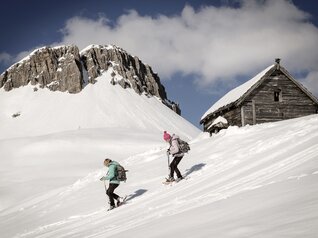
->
xmin=105 ymin=161 xmax=120 ymax=184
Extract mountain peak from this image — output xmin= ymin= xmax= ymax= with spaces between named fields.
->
xmin=0 ymin=44 xmax=180 ymax=114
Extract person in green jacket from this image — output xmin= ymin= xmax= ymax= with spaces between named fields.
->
xmin=100 ymin=158 xmax=122 ymax=210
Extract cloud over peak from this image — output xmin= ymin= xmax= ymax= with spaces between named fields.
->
xmin=4 ymin=0 xmax=318 ymax=95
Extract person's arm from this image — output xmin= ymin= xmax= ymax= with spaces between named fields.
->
xmin=105 ymin=164 xmax=116 ymax=180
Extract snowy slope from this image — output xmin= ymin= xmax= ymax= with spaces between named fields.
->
xmin=0 ymin=68 xmax=198 ymax=139
xmin=0 ymin=66 xmax=199 ymax=212
xmin=0 ymin=114 xmax=317 ymax=238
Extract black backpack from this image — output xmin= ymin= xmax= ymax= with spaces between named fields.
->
xmin=116 ymin=164 xmax=128 ymax=182
xmin=177 ymin=138 xmax=190 ymax=153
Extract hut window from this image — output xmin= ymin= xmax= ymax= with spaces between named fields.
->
xmin=274 ymin=89 xmax=282 ymax=102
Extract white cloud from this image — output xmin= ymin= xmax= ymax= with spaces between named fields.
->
xmin=56 ymin=0 xmax=318 ymax=89
xmin=4 ymin=0 xmax=318 ymax=96
xmin=0 ymin=52 xmax=12 ymax=65
xmin=299 ymin=71 xmax=318 ymax=98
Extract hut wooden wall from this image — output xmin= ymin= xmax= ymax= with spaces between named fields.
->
xmin=243 ymin=71 xmax=318 ymax=125
xmin=222 ymin=107 xmax=242 ymax=126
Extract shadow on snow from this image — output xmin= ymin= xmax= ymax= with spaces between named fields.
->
xmin=184 ymin=163 xmax=206 ymax=177
xmin=126 ymin=189 xmax=148 ymax=202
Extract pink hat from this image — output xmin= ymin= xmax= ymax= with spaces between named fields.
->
xmin=163 ymin=131 xmax=171 ymax=141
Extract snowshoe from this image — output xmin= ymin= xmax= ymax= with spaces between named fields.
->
xmin=162 ymin=177 xmax=175 ymax=185
xmin=107 ymin=205 xmax=116 ymax=211
xmin=175 ymin=177 xmax=184 ymax=182
xmin=117 ymin=196 xmax=128 ymax=207
xmin=162 ymin=175 xmax=189 ymax=185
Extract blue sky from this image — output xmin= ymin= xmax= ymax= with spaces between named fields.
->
xmin=1 ymin=0 xmax=318 ymax=129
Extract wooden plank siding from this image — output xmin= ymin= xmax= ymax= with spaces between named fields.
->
xmin=223 ymin=107 xmax=242 ymax=126
xmin=243 ymin=71 xmax=318 ymax=124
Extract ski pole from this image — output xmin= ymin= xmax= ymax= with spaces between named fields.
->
xmin=166 ymin=151 xmax=170 ymax=175
xmin=103 ymin=180 xmax=108 ymax=203
xmin=103 ymin=180 xmax=107 ymax=193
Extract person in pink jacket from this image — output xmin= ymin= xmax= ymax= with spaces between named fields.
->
xmin=163 ymin=131 xmax=184 ymax=182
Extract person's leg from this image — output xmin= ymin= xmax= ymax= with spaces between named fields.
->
xmin=173 ymin=156 xmax=183 ymax=178
xmin=106 ymin=183 xmax=119 ymax=207
xmin=169 ymin=158 xmax=176 ymax=179
xmin=169 ymin=156 xmax=183 ymax=179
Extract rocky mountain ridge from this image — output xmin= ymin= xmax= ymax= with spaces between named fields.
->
xmin=0 ymin=45 xmax=180 ymax=114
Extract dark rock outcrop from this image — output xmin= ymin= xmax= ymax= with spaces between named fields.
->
xmin=80 ymin=45 xmax=167 ymax=99
xmin=0 ymin=45 xmax=83 ymax=93
xmin=0 ymin=44 xmax=180 ymax=114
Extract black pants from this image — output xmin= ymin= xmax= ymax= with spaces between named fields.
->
xmin=106 ymin=183 xmax=119 ymax=206
xmin=169 ymin=155 xmax=183 ymax=179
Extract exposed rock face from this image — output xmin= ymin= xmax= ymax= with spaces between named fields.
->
xmin=0 ymin=44 xmax=180 ymax=114
xmin=0 ymin=46 xmax=83 ymax=93
xmin=80 ymin=45 xmax=167 ymax=99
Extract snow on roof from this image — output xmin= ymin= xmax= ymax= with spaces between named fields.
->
xmin=201 ymin=64 xmax=275 ymax=121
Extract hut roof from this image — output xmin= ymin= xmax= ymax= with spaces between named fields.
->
xmin=201 ymin=63 xmax=318 ymax=124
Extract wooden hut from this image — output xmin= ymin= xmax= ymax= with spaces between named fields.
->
xmin=200 ymin=59 xmax=318 ymax=133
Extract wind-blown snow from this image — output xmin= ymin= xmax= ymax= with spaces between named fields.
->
xmin=202 ymin=65 xmax=275 ymax=120
xmin=0 ymin=69 xmax=317 ymax=237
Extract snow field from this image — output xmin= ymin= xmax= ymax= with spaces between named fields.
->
xmin=0 ymin=115 xmax=317 ymax=237
xmin=0 ymin=67 xmax=317 ymax=237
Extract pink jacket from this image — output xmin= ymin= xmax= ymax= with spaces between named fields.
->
xmin=168 ymin=134 xmax=184 ymax=157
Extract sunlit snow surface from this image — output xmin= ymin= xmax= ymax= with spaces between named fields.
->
xmin=0 ymin=70 xmax=317 ymax=237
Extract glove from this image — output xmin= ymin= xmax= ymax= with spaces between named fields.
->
xmin=100 ymin=176 xmax=106 ymax=181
